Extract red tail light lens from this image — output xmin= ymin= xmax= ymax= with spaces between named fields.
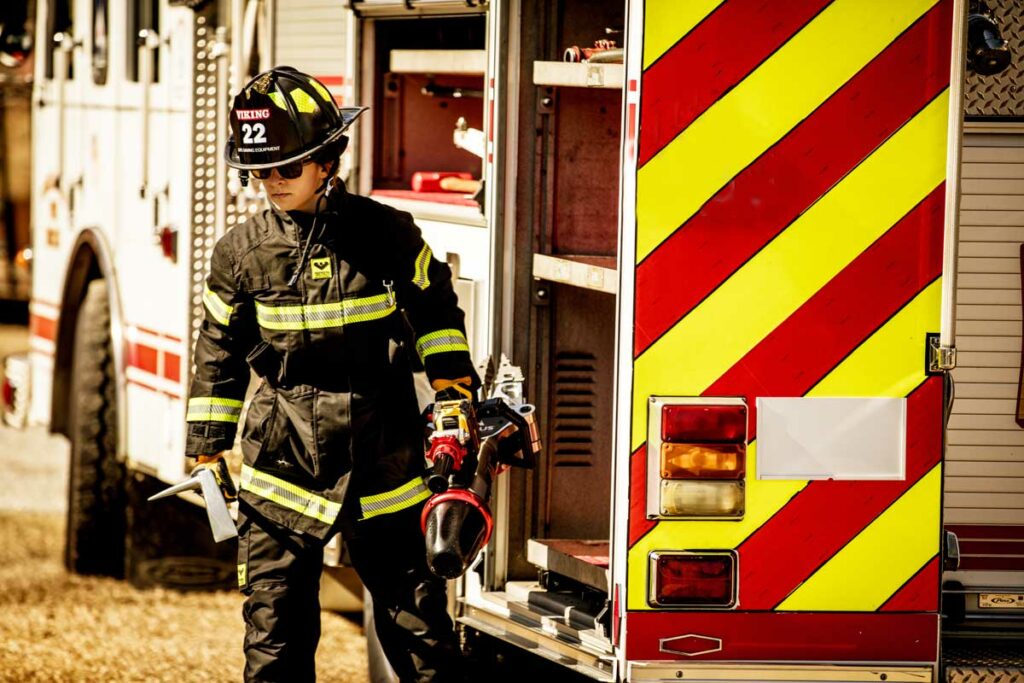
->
xmin=661 ymin=404 xmax=746 ymax=443
xmin=649 ymin=552 xmax=736 ymax=607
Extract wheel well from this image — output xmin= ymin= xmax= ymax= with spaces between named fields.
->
xmin=50 ymin=239 xmax=105 ymax=438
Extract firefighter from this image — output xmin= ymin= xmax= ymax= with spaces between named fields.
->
xmin=185 ymin=66 xmax=477 ymax=682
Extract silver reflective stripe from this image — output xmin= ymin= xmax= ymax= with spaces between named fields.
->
xmin=203 ymin=285 xmax=234 ymax=326
xmin=186 ymin=397 xmax=244 ymax=423
xmin=359 ymin=477 xmax=431 ymax=520
xmin=412 ymin=243 xmax=432 ymax=290
xmin=240 ymin=464 xmax=341 ymax=526
xmin=255 ymin=294 xmax=396 ymax=331
xmin=415 ymin=328 xmax=470 ymax=361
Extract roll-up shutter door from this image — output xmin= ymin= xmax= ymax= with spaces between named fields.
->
xmin=350 ymin=0 xmax=486 ymax=17
xmin=274 ymin=0 xmax=350 ymax=102
xmin=946 ymin=132 xmax=1024 ymax=533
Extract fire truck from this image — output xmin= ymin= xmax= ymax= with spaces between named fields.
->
xmin=12 ymin=0 xmax=1024 ymax=679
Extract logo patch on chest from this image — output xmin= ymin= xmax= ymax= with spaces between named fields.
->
xmin=310 ymin=257 xmax=332 ymax=280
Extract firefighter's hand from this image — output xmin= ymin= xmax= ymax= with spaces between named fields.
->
xmin=431 ymin=376 xmax=476 ymax=404
xmin=191 ymin=453 xmax=238 ymax=502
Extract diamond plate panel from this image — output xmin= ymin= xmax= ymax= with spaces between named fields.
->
xmin=945 ymin=638 xmax=1024 ymax=682
xmin=965 ymin=0 xmax=1024 ymax=118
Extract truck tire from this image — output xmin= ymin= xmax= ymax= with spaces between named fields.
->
xmin=64 ymin=278 xmax=126 ymax=577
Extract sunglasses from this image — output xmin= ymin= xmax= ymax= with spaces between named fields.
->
xmin=251 ymin=159 xmax=310 ymax=180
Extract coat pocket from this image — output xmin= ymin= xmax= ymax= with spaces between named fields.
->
xmin=311 ymin=388 xmax=352 ymax=482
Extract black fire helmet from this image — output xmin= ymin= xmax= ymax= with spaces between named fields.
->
xmin=225 ymin=66 xmax=367 ymax=171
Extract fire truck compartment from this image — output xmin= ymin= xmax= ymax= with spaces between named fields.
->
xmin=361 ymin=15 xmax=486 ymax=216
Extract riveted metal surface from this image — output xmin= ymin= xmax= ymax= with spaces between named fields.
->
xmin=964 ymin=0 xmax=1024 ymax=118
xmin=189 ymin=4 xmax=221 ymax=361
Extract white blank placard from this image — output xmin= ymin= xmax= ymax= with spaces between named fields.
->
xmin=756 ymin=397 xmax=906 ymax=480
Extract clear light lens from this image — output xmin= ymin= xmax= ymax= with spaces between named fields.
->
xmin=661 ymin=443 xmax=745 ymax=479
xmin=660 ymin=480 xmax=744 ymax=517
xmin=661 ymin=404 xmax=746 ymax=443
xmin=652 ymin=553 xmax=735 ymax=606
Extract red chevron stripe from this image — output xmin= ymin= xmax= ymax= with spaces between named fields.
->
xmin=881 ymin=555 xmax=940 ymax=612
xmin=736 ymin=377 xmax=943 ymax=610
xmin=706 ymin=185 xmax=945 ymax=439
xmin=629 ymin=444 xmax=657 ymax=546
xmin=638 ymin=0 xmax=831 ymax=167
xmin=633 ymin=0 xmax=952 ymax=356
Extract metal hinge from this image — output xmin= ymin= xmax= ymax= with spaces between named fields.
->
xmin=927 ymin=333 xmax=957 ymax=373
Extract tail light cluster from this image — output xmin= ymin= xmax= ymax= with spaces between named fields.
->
xmin=647 ymin=398 xmax=747 ymax=519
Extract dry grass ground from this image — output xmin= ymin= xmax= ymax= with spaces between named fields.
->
xmin=0 ymin=430 xmax=369 ymax=683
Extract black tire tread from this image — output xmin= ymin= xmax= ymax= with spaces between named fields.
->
xmin=64 ymin=279 xmax=125 ymax=576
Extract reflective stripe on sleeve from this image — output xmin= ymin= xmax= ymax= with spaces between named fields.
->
xmin=255 ymin=294 xmax=396 ymax=331
xmin=412 ymin=243 xmax=432 ymax=291
xmin=203 ymin=285 xmax=234 ymax=326
xmin=186 ymin=397 xmax=244 ymax=423
xmin=240 ymin=464 xmax=342 ymax=526
xmin=360 ymin=477 xmax=432 ymax=520
xmin=416 ymin=328 xmax=470 ymax=361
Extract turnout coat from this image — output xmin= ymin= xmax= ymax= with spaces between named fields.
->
xmin=185 ymin=184 xmax=476 ymax=538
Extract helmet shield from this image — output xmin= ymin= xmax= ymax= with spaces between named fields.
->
xmin=226 ymin=67 xmax=367 ymax=170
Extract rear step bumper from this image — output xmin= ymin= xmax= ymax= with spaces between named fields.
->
xmin=459 ymin=604 xmax=615 ymax=682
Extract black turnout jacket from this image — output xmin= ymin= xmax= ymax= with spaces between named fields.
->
xmin=185 ymin=183 xmax=477 ymax=537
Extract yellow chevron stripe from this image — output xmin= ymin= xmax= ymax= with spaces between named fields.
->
xmin=626 ymin=440 xmax=807 ymax=610
xmin=643 ymin=0 xmax=725 ymax=69
xmin=777 ymin=465 xmax=943 ymax=611
xmin=635 ymin=0 xmax=938 ymax=263
xmin=809 ymin=280 xmax=942 ymax=399
xmin=630 ymin=91 xmax=948 ymax=450
xmin=626 ymin=281 xmax=942 ymax=610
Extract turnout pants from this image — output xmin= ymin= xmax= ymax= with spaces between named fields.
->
xmin=237 ymin=500 xmax=461 ymax=682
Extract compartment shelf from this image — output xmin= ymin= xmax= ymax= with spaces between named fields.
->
xmin=532 ymin=61 xmax=624 ymax=89
xmin=390 ymin=49 xmax=487 ymax=75
xmin=533 ymin=253 xmax=617 ymax=295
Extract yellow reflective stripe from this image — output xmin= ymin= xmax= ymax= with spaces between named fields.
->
xmin=255 ymin=294 xmax=396 ymax=331
xmin=630 ymin=92 xmax=948 ymax=449
xmin=268 ymin=91 xmax=287 ymax=111
xmin=186 ymin=397 xmax=244 ymax=423
xmin=809 ymin=281 xmax=941 ymax=398
xmin=203 ymin=285 xmax=233 ymax=326
xmin=416 ymin=329 xmax=470 ymax=361
xmin=777 ymin=465 xmax=943 ymax=611
xmin=289 ymin=87 xmax=319 ymax=114
xmin=360 ymin=477 xmax=431 ymax=520
xmin=636 ymin=0 xmax=937 ymax=262
xmin=240 ymin=464 xmax=341 ymax=526
xmin=413 ymin=243 xmax=432 ymax=291
xmin=643 ymin=0 xmax=725 ymax=68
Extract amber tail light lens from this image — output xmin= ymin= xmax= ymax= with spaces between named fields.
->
xmin=661 ymin=443 xmax=745 ymax=479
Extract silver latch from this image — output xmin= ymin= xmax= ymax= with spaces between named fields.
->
xmin=928 ymin=335 xmax=956 ymax=373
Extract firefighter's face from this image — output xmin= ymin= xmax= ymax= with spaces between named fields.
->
xmin=260 ymin=161 xmax=330 ymax=213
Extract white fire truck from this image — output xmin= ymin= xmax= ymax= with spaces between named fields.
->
xmin=11 ymin=0 xmax=1024 ymax=680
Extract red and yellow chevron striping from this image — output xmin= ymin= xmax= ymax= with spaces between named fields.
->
xmin=626 ymin=0 xmax=952 ymax=642
xmin=634 ymin=0 xmax=953 ymax=355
